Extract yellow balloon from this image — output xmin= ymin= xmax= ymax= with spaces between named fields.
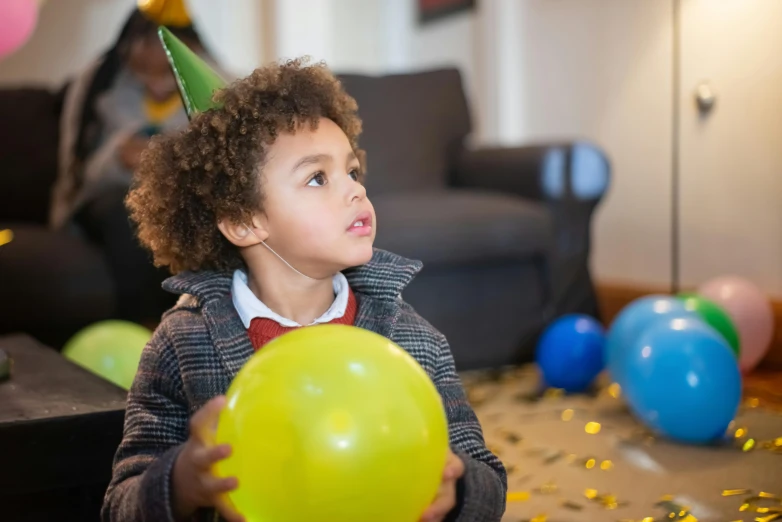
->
xmin=215 ymin=324 xmax=449 ymax=522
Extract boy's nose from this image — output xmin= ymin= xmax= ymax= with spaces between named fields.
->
xmin=347 ymin=179 xmax=367 ymax=203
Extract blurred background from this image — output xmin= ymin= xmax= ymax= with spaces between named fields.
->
xmin=1 ymin=0 xmax=781 ymax=369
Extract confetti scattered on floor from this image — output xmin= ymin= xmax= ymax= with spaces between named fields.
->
xmin=463 ymin=365 xmax=782 ymax=521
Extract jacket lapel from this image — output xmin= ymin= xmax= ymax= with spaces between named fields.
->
xmin=353 ymin=293 xmax=399 ymax=340
xmin=202 ymin=294 xmax=254 ymax=382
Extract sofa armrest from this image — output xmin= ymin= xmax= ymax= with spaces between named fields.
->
xmin=454 ymin=142 xmax=611 ymax=318
xmin=454 ymin=142 xmax=610 ymax=204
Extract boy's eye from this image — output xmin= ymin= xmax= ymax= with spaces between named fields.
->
xmin=307 ymin=172 xmax=327 ymax=187
xmin=348 ymin=168 xmax=359 ymax=182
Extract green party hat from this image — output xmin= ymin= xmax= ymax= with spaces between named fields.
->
xmin=158 ymin=26 xmax=227 ymax=119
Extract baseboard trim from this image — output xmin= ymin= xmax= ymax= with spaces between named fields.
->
xmin=596 ymin=281 xmax=782 ymax=369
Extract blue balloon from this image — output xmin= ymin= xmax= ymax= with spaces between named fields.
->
xmin=536 ymin=314 xmax=606 ymax=393
xmin=621 ymin=316 xmax=741 ymax=444
xmin=606 ymin=295 xmax=697 ymax=385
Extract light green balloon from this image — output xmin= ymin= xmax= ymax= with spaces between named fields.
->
xmin=62 ymin=320 xmax=152 ymax=390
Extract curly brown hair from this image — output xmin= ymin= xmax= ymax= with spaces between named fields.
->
xmin=126 ymin=58 xmax=365 ymax=274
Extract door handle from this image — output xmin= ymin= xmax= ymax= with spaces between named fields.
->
xmin=695 ymin=82 xmax=717 ymax=115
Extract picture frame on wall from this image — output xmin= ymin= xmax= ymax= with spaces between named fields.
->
xmin=418 ymin=0 xmax=476 ymax=25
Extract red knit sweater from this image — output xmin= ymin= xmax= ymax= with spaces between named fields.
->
xmin=246 ymin=288 xmax=358 ymax=350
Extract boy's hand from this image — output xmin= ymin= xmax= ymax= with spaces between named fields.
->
xmin=172 ymin=396 xmax=244 ymax=522
xmin=419 ymin=450 xmax=465 ymax=522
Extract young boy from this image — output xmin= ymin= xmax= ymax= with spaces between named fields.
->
xmin=102 ymin=30 xmax=506 ymax=522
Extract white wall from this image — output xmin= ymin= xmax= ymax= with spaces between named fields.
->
xmin=491 ymin=0 xmax=675 ymax=288
xmin=0 ymin=0 xmax=134 ymax=87
xmin=0 ymin=0 xmax=264 ymax=87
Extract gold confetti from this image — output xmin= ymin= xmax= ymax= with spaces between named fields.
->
xmin=0 ymin=229 xmax=13 ymax=247
xmin=543 ymin=450 xmax=564 ymax=465
xmin=561 ymin=408 xmax=575 ymax=421
xmin=608 ymin=382 xmax=622 ymax=398
xmin=504 ymin=432 xmax=522 ymax=445
xmin=585 ymin=421 xmax=602 ymax=434
xmin=602 ymin=494 xmax=619 ymax=509
xmin=506 ymin=491 xmax=530 ymax=502
xmin=583 ymin=488 xmax=627 ymax=510
xmin=729 ymin=493 xmax=782 ymax=522
xmin=544 ymin=388 xmax=565 ymax=399
xmin=747 ymin=397 xmax=761 ymax=408
xmin=530 ymin=515 xmax=547 ymax=522
xmin=585 ymin=458 xmax=596 ymax=469
xmin=467 ymin=387 xmax=490 ymax=406
xmin=735 ymin=427 xmax=748 ymax=439
xmin=660 ymin=495 xmax=675 ymax=502
xmin=600 ymin=459 xmax=613 ymax=470
xmin=561 ymin=500 xmax=583 ymax=511
xmin=681 ymin=515 xmax=698 ymax=522
xmin=723 ymin=489 xmax=753 ymax=497
xmin=742 ymin=438 xmax=756 ymax=452
xmin=642 ymin=518 xmax=656 ymax=522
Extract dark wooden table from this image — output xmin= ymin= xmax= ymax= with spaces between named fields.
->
xmin=0 ymin=334 xmax=126 ymax=522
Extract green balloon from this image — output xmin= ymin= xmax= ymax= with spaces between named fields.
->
xmin=678 ymin=293 xmax=741 ymax=358
xmin=62 ymin=320 xmax=152 ymax=390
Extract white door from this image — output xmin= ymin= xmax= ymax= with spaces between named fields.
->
xmin=679 ymin=0 xmax=782 ymax=296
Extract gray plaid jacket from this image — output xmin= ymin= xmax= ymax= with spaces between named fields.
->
xmin=102 ymin=249 xmax=507 ymax=522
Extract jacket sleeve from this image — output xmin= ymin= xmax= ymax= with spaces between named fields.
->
xmin=433 ymin=334 xmax=507 ymax=522
xmin=102 ymin=323 xmax=189 ymax=522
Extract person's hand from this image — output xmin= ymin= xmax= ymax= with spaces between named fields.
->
xmin=171 ymin=396 xmax=244 ymax=522
xmin=419 ymin=450 xmax=465 ymax=522
xmin=118 ymin=134 xmax=149 ymax=169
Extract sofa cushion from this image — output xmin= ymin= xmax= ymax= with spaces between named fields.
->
xmin=0 ymin=224 xmax=115 ymax=338
xmin=339 ymin=69 xmax=471 ymax=195
xmin=372 ymin=190 xmax=553 ymax=267
xmin=0 ymin=88 xmax=63 ymax=224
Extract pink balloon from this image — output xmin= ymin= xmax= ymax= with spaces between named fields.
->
xmin=698 ymin=276 xmax=773 ymax=373
xmin=0 ymin=0 xmax=38 ymax=59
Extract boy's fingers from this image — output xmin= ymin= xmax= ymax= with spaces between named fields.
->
xmin=192 ymin=444 xmax=232 ymax=469
xmin=203 ymin=475 xmax=239 ymax=495
xmin=443 ymin=452 xmax=465 ymax=480
xmin=420 ymin=479 xmax=457 ymax=522
xmin=190 ymin=396 xmax=226 ymax=442
xmin=215 ymin=494 xmax=245 ymax=522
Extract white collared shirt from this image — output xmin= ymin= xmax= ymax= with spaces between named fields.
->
xmin=231 ymin=269 xmax=350 ymax=328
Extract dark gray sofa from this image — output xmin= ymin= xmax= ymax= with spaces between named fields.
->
xmin=0 ymin=68 xmax=609 ymax=369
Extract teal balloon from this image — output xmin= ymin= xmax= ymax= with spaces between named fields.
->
xmin=63 ymin=320 xmax=152 ymax=390
xmin=606 ymin=295 xmax=698 ymax=386
xmin=621 ymin=316 xmax=741 ymax=444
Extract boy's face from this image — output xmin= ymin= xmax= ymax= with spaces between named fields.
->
xmin=256 ymin=118 xmax=376 ymax=277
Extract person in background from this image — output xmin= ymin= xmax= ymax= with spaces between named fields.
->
xmin=50 ymin=1 xmax=220 ymax=324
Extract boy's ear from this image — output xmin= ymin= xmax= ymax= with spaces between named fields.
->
xmin=217 ymin=216 xmax=269 ymax=247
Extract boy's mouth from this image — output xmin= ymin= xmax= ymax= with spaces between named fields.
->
xmin=348 ymin=212 xmax=373 ymax=236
